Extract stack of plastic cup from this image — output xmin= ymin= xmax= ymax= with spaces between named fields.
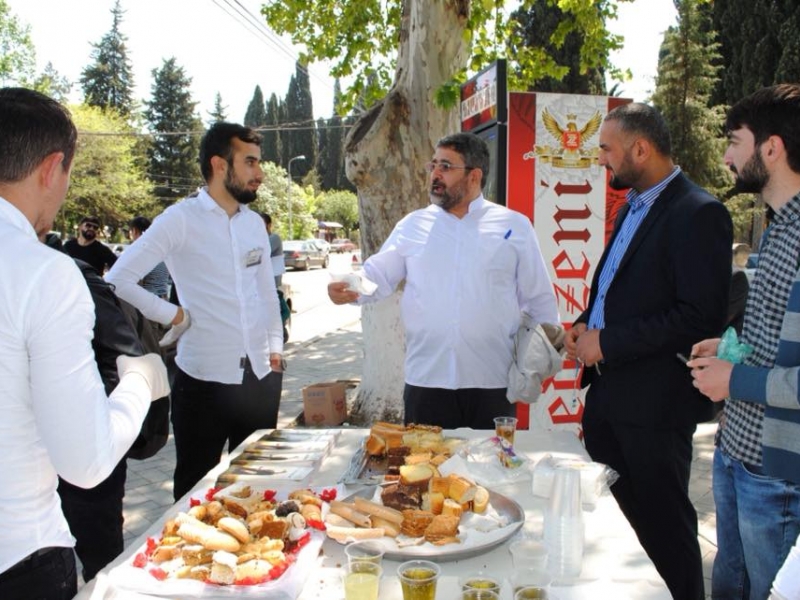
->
xmin=543 ymin=465 xmax=584 ymax=582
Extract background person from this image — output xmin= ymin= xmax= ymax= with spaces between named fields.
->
xmin=328 ymin=132 xmax=559 ymax=429
xmin=689 ymin=84 xmax=800 ymax=599
xmin=63 ymin=215 xmax=117 ymax=274
xmin=128 ymin=215 xmax=172 ymax=299
xmin=564 ymin=103 xmax=732 ymax=599
xmin=107 ymin=122 xmax=285 ymax=501
xmin=0 ymin=87 xmax=168 ymax=600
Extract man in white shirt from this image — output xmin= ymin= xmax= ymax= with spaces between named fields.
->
xmin=0 ymin=88 xmax=169 ymax=599
xmin=107 ymin=122 xmax=284 ymax=500
xmin=328 ymin=132 xmax=559 ymax=428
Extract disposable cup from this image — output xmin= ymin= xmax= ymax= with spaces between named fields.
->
xmin=460 ymin=572 xmax=501 ymax=595
xmin=509 ymin=539 xmax=548 ymax=571
xmin=345 ymin=540 xmax=385 ymax=566
xmin=494 ymin=416 xmax=518 ymax=446
xmin=460 ymin=589 xmax=500 ymax=600
xmin=398 ymin=559 xmax=440 ymax=600
xmin=342 ymin=561 xmax=381 ymax=600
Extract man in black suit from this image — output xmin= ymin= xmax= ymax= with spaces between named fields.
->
xmin=565 ymin=103 xmax=732 ymax=599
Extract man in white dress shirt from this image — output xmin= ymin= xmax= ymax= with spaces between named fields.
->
xmin=328 ymin=132 xmax=559 ymax=428
xmin=107 ymin=122 xmax=284 ymax=500
xmin=0 ymin=88 xmax=169 ymax=599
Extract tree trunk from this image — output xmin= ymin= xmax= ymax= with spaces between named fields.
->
xmin=344 ymin=0 xmax=470 ymax=425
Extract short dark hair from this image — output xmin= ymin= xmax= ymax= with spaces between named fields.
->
xmin=726 ymin=84 xmax=800 ymax=174
xmin=80 ymin=215 xmax=101 ymax=227
xmin=0 ymin=87 xmax=77 ymax=184
xmin=436 ymin=132 xmax=490 ymax=189
xmin=198 ymin=122 xmax=262 ymax=182
xmin=261 ymin=213 xmax=272 ymax=226
xmin=605 ymin=103 xmax=672 ymax=157
xmin=129 ymin=215 xmax=152 ymax=232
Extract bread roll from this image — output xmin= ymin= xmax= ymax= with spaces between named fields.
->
xmin=441 ymin=498 xmax=463 ymax=519
xmin=473 ymin=486 xmax=490 ymax=514
xmin=422 ymin=491 xmax=445 ymax=515
xmin=447 ymin=474 xmax=477 ymax=504
xmin=399 ymin=464 xmax=434 ymax=489
xmin=365 ymin=433 xmax=386 ymax=456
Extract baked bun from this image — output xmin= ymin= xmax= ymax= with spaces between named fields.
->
xmin=473 ymin=486 xmax=490 ymax=514
xmin=441 ymin=498 xmax=463 ymax=519
xmin=365 ymin=433 xmax=386 ymax=456
xmin=422 ymin=491 xmax=445 ymax=515
xmin=447 ymin=474 xmax=477 ymax=504
xmin=429 ymin=476 xmax=451 ymax=496
xmin=217 ymin=517 xmax=251 ymax=544
xmin=399 ymin=464 xmax=434 ymax=489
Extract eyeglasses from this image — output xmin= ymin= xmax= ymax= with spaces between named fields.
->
xmin=424 ymin=161 xmax=474 ymax=174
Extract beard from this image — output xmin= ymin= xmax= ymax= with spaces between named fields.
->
xmin=607 ymin=152 xmax=637 ymax=191
xmin=225 ymin=169 xmax=259 ymax=204
xmin=430 ymin=178 xmax=465 ymax=211
xmin=81 ymin=229 xmax=97 ymax=241
xmin=732 ymin=150 xmax=769 ymax=194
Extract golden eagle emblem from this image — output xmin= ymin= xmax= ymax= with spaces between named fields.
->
xmin=530 ymin=109 xmax=602 ymax=169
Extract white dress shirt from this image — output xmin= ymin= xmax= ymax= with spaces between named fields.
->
xmin=361 ymin=196 xmax=559 ymax=389
xmin=0 ymin=197 xmax=151 ymax=573
xmin=107 ymin=189 xmax=283 ymax=384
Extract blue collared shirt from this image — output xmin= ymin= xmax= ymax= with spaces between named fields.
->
xmin=587 ymin=167 xmax=682 ymax=329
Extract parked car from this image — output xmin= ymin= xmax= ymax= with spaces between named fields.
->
xmin=331 ymin=238 xmax=357 ymax=253
xmin=283 ymin=240 xmax=329 ymax=270
xmin=308 ymin=238 xmax=331 ymax=255
xmin=745 ymin=252 xmax=759 ymax=283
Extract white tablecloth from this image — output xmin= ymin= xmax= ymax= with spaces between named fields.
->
xmin=77 ymin=428 xmax=671 ymax=600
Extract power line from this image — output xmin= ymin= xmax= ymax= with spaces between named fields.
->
xmin=76 ymin=121 xmax=354 ymax=137
xmin=210 ymin=0 xmax=333 ymax=91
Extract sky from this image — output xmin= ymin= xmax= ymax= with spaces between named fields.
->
xmin=8 ymin=0 xmax=677 ymax=124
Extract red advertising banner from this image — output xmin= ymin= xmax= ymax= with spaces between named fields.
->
xmin=506 ymin=92 xmax=630 ymax=434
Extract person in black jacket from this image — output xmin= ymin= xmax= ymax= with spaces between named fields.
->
xmin=45 ymin=235 xmax=168 ymax=582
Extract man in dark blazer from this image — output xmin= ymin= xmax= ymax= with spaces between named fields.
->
xmin=565 ymin=103 xmax=732 ymax=599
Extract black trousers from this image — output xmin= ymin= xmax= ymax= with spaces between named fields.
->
xmin=57 ymin=459 xmax=127 ymax=581
xmin=583 ymin=401 xmax=704 ymax=600
xmin=0 ymin=547 xmax=76 ymax=600
xmin=403 ymin=384 xmax=515 ymax=429
xmin=171 ymin=364 xmax=282 ymax=500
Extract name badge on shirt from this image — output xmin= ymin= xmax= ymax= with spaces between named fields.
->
xmin=245 ymin=247 xmax=263 ymax=268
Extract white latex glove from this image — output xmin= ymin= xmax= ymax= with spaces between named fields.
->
xmin=159 ymin=308 xmax=191 ymax=348
xmin=117 ymin=353 xmax=171 ymax=400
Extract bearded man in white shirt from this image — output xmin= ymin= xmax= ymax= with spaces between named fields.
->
xmin=107 ymin=122 xmax=284 ymax=501
xmin=328 ymin=132 xmax=559 ymax=429
xmin=0 ymin=88 xmax=169 ymax=599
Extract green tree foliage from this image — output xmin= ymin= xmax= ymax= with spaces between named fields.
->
xmin=144 ymin=57 xmax=203 ymax=203
xmin=244 ymin=85 xmax=267 ymax=130
xmin=253 ymin=161 xmax=317 ymax=239
xmin=317 ymin=79 xmax=346 ymax=190
xmin=0 ymin=0 xmax=35 ymax=86
xmin=285 ymin=62 xmax=316 ymax=177
xmin=32 ymin=62 xmax=72 ymax=103
xmin=278 ymin=98 xmax=290 ymax=169
xmin=207 ymin=91 xmax=227 ymax=125
xmin=261 ymin=0 xmax=627 ymax=112
xmin=316 ymin=189 xmax=359 ymax=238
xmin=263 ymin=92 xmax=282 ymax=165
xmin=80 ymin=0 xmax=136 ymax=116
xmin=651 ymin=0 xmax=730 ymax=198
xmin=58 ymin=104 xmax=157 ymax=236
xmin=510 ymin=0 xmax=607 ymax=94
xmin=711 ymin=0 xmax=800 ymax=107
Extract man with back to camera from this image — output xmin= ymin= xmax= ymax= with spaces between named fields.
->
xmin=0 ymin=88 xmax=169 ymax=599
xmin=689 ymin=84 xmax=800 ymax=599
xmin=128 ymin=215 xmax=172 ymax=299
xmin=328 ymin=132 xmax=559 ymax=429
xmin=63 ymin=214 xmax=118 ymax=274
xmin=564 ymin=103 xmax=733 ymax=599
xmin=107 ymin=122 xmax=285 ymax=501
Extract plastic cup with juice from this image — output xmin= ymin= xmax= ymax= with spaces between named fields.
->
xmin=398 ymin=559 xmax=441 ymax=600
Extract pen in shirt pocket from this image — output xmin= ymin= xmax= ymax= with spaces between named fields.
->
xmin=504 ymin=229 xmax=512 ymax=239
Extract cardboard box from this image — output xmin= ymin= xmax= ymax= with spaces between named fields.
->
xmin=302 ymin=382 xmax=347 ymax=426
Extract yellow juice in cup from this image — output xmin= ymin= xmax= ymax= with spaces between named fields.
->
xmin=399 ymin=567 xmax=438 ymax=600
xmin=344 ymin=571 xmax=380 ymax=600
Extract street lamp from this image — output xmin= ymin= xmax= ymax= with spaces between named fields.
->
xmin=287 ymin=155 xmax=306 ymax=240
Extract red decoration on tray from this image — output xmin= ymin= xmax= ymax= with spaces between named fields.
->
xmin=319 ymin=487 xmax=337 ymax=502
xmin=262 ymin=489 xmax=277 ymax=501
xmin=204 ymin=486 xmax=222 ymax=501
xmin=189 ymin=497 xmax=201 ymax=508
xmin=144 ymin=537 xmax=158 ymax=557
xmin=132 ymin=553 xmax=147 ymax=569
xmin=149 ymin=567 xmax=168 ymax=581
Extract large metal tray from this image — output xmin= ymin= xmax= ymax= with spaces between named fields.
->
xmin=339 ymin=486 xmax=525 ymax=562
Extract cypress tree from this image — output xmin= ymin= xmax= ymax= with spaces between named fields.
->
xmin=263 ymin=92 xmax=282 ymax=165
xmin=244 ymin=85 xmax=267 ymax=131
xmin=80 ymin=0 xmax=136 ymax=116
xmin=285 ymin=61 xmax=316 ymax=177
xmin=144 ymin=57 xmax=203 ymax=204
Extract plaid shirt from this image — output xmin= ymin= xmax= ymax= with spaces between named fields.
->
xmin=718 ymin=192 xmax=800 ymax=465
